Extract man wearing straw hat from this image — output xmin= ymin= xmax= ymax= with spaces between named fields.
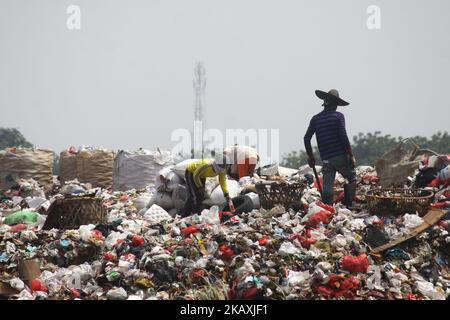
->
xmin=304 ymin=89 xmax=357 ymax=208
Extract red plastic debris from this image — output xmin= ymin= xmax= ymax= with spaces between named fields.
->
xmin=219 ymin=211 xmax=235 ymax=223
xmin=298 ymin=236 xmax=317 ymax=249
xmin=306 ymin=210 xmax=333 ymax=228
xmin=290 ymin=233 xmax=316 ymax=249
xmin=68 ymin=146 xmax=77 ymax=154
xmin=119 ymin=195 xmax=130 ymax=202
xmin=71 ymin=288 xmax=81 ymax=299
xmin=189 ymin=268 xmax=206 ymax=283
xmin=182 ymin=226 xmax=200 ymax=237
xmin=372 ymin=219 xmax=384 ymax=226
xmin=316 ymin=201 xmax=335 ymax=213
xmin=430 ymin=201 xmax=450 ymax=209
xmin=10 ymin=224 xmax=27 ymax=233
xmin=305 ymin=229 xmax=313 ymax=238
xmin=242 ymin=286 xmax=260 ymax=299
xmin=219 ymin=245 xmax=235 ymax=261
xmin=103 ymin=252 xmax=117 ymax=261
xmin=122 ymin=253 xmax=136 ymax=262
xmin=91 ymin=230 xmax=104 ymax=240
xmin=131 ymin=235 xmax=145 ymax=246
xmin=316 ymin=274 xmax=360 ymax=298
xmin=31 ymin=279 xmax=48 ymax=293
xmin=313 ymin=177 xmax=324 ymax=190
xmin=362 ymin=175 xmax=380 ymax=184
xmin=258 ymin=236 xmax=269 ymax=246
xmin=428 ymin=178 xmax=448 ymax=188
xmin=342 ymin=254 xmax=370 ymax=273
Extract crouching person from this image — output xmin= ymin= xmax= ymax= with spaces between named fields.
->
xmin=182 ymin=156 xmax=232 ymax=217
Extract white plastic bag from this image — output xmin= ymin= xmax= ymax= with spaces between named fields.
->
xmin=200 ymin=206 xmax=220 ymax=225
xmin=415 ymin=280 xmax=446 ymax=300
xmin=403 ymin=213 xmax=423 ymax=229
xmin=278 ymin=241 xmax=301 ymax=256
xmin=134 ymin=194 xmax=152 ymax=211
xmin=78 ymin=224 xmax=95 ymax=242
xmin=287 ymin=270 xmax=310 ymax=287
xmin=105 ymin=231 xmax=127 ymax=249
xmin=107 ymin=287 xmax=128 ymax=300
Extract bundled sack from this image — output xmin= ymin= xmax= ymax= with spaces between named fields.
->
xmin=0 ymin=148 xmax=54 ymax=192
xmin=60 ymin=149 xmax=114 ymax=188
xmin=148 ymin=191 xmax=174 ymax=210
xmin=203 ymin=179 xmax=240 ymax=206
xmin=156 ymin=166 xmax=183 ymax=192
xmin=172 ymin=159 xmax=205 ymax=179
xmin=60 ymin=151 xmax=77 ymax=181
xmin=172 ymin=184 xmax=189 ymax=210
xmin=113 ymin=148 xmax=174 ymax=191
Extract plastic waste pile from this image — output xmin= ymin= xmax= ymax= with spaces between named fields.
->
xmin=0 ymin=160 xmax=449 ymax=300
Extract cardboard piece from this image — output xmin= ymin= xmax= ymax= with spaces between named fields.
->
xmin=0 ymin=283 xmax=19 ymax=297
xmin=370 ymin=209 xmax=447 ymax=254
xmin=18 ymin=259 xmax=42 ymax=287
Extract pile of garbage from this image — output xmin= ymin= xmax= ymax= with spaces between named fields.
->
xmin=0 ymin=159 xmax=449 ymax=300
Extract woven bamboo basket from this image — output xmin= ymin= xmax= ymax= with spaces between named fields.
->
xmin=255 ymin=181 xmax=306 ymax=211
xmin=364 ymin=188 xmax=434 ymax=216
xmin=43 ymin=194 xmax=106 ymax=230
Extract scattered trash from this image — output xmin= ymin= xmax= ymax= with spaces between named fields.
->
xmin=0 ymin=154 xmax=449 ymax=300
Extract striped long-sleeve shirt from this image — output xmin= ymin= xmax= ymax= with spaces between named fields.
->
xmin=304 ymin=110 xmax=352 ymax=160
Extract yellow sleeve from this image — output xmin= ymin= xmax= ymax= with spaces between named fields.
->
xmin=193 ymin=165 xmax=207 ymax=188
xmin=218 ymin=172 xmax=228 ymax=195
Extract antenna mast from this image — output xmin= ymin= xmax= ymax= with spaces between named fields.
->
xmin=193 ymin=62 xmax=206 ymax=159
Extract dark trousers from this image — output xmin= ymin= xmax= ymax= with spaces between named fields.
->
xmin=322 ymin=154 xmax=356 ymax=205
xmin=182 ymin=171 xmax=205 ymax=216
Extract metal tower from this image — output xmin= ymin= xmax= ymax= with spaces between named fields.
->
xmin=193 ymin=62 xmax=206 ymax=159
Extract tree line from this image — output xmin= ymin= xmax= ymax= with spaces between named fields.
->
xmin=281 ymin=131 xmax=449 ymax=168
xmin=1 ymin=127 xmax=449 ymax=171
xmin=0 ymin=127 xmax=60 ymax=175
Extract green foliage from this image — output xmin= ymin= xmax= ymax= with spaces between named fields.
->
xmin=282 ymin=131 xmax=450 ymax=168
xmin=351 ymin=131 xmax=402 ymax=165
xmin=281 ymin=148 xmax=321 ymax=169
xmin=0 ymin=128 xmax=33 ymax=150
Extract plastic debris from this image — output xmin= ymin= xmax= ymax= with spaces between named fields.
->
xmin=0 ymin=161 xmax=448 ymax=301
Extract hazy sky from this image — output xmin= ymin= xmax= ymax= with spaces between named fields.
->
xmin=1 ymin=0 xmax=449 ymax=158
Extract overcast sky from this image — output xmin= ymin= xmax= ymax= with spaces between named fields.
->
xmin=0 ymin=0 xmax=449 ymax=159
